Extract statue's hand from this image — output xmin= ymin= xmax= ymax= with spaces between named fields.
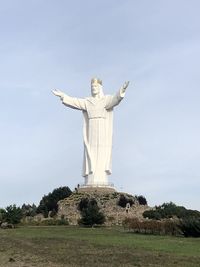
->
xmin=52 ymin=89 xmax=64 ymax=98
xmin=121 ymin=81 xmax=130 ymax=93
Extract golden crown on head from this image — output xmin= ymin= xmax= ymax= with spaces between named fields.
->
xmin=91 ymin=78 xmax=102 ymax=85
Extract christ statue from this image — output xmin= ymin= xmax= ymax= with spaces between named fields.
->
xmin=52 ymin=78 xmax=129 ymax=188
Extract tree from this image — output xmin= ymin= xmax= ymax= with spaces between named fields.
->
xmin=78 ymin=197 xmax=89 ymax=211
xmin=143 ymin=202 xmax=200 ymax=220
xmin=180 ymin=218 xmax=200 ymax=237
xmin=37 ymin=186 xmax=72 ymax=217
xmin=21 ymin=203 xmax=37 ymax=217
xmin=136 ymin=195 xmax=147 ymax=205
xmin=117 ymin=194 xmax=135 ymax=208
xmin=4 ymin=205 xmax=23 ymax=224
xmin=0 ymin=208 xmax=6 ymax=223
xmin=78 ymin=198 xmax=105 ymax=226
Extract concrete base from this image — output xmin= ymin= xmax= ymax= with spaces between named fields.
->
xmin=77 ymin=186 xmax=116 ymax=194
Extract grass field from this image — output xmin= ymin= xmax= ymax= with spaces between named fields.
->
xmin=0 ymin=226 xmax=200 ymax=267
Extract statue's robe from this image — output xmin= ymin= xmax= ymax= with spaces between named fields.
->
xmin=62 ymin=90 xmax=125 ymax=186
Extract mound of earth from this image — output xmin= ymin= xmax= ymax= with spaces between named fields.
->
xmin=57 ymin=189 xmax=150 ymax=225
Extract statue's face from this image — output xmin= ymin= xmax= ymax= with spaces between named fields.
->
xmin=91 ymin=82 xmax=100 ymax=96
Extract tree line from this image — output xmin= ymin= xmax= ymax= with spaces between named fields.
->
xmin=124 ymin=202 xmax=200 ymax=237
xmin=0 ymin=186 xmax=72 ymax=225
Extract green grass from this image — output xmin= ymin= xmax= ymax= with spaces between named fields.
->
xmin=0 ymin=226 xmax=200 ymax=267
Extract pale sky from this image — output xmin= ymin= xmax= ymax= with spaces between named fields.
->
xmin=0 ymin=0 xmax=200 ymax=210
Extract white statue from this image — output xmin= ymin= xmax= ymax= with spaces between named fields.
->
xmin=52 ymin=78 xmax=129 ymax=187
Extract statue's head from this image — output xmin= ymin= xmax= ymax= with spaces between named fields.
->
xmin=91 ymin=78 xmax=104 ymax=97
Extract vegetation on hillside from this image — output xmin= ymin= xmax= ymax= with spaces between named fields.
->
xmin=180 ymin=217 xmax=200 ymax=237
xmin=141 ymin=202 xmax=200 ymax=237
xmin=117 ymin=194 xmax=147 ymax=208
xmin=123 ymin=217 xmax=181 ymax=236
xmin=78 ymin=197 xmax=105 ymax=226
xmin=0 ymin=186 xmax=72 ymax=225
xmin=37 ymin=186 xmax=72 ymax=217
xmin=1 ymin=188 xmax=199 ymax=238
xmin=143 ymin=202 xmax=200 ymax=220
xmin=0 ymin=205 xmax=23 ymax=224
xmin=21 ymin=203 xmax=37 ymax=217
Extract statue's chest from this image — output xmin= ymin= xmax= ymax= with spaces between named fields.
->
xmin=85 ymin=98 xmax=107 ymax=119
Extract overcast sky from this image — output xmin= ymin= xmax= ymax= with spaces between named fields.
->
xmin=0 ymin=0 xmax=200 ymax=210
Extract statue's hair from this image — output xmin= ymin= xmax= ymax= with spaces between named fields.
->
xmin=91 ymin=78 xmax=102 ymax=85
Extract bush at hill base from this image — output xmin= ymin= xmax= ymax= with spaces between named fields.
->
xmin=141 ymin=202 xmax=200 ymax=237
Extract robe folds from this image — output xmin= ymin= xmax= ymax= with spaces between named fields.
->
xmin=62 ymin=90 xmax=125 ymax=186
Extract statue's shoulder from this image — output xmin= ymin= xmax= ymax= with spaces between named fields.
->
xmin=85 ymin=96 xmax=92 ymax=101
xmin=105 ymin=94 xmax=112 ymax=98
xmin=105 ymin=95 xmax=113 ymax=101
xmin=85 ymin=97 xmax=94 ymax=104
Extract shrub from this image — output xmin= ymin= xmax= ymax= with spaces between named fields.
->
xmin=118 ymin=194 xmax=135 ymax=208
xmin=78 ymin=198 xmax=89 ymax=211
xmin=37 ymin=186 xmax=72 ymax=217
xmin=118 ymin=194 xmax=128 ymax=208
xmin=143 ymin=202 xmax=200 ymax=220
xmin=179 ymin=218 xmax=200 ymax=237
xmin=143 ymin=210 xmax=162 ymax=220
xmin=123 ymin=217 xmax=181 ymax=236
xmin=21 ymin=204 xmax=37 ymax=217
xmin=49 ymin=209 xmax=57 ymax=218
xmin=4 ymin=205 xmax=23 ymax=224
xmin=21 ymin=218 xmax=69 ymax=226
xmin=0 ymin=208 xmax=6 ymax=223
xmin=136 ymin=195 xmax=147 ymax=205
xmin=78 ymin=198 xmax=105 ymax=226
xmin=39 ymin=219 xmax=69 ymax=226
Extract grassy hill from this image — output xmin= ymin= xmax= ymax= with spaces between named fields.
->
xmin=0 ymin=226 xmax=199 ymax=267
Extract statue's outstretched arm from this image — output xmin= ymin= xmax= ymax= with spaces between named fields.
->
xmin=52 ymin=89 xmax=65 ymax=100
xmin=105 ymin=81 xmax=130 ymax=110
xmin=52 ymin=89 xmax=86 ymax=110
